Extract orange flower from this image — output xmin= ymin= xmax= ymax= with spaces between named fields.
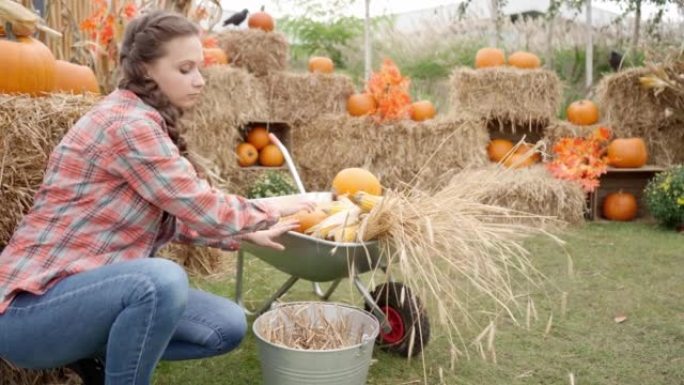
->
xmin=366 ymin=58 xmax=412 ymax=123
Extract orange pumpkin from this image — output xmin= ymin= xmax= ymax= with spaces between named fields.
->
xmin=347 ymin=93 xmax=377 ymax=117
xmin=487 ymin=139 xmax=514 ymax=162
xmin=246 ymin=126 xmax=270 ymax=150
xmin=332 ymin=168 xmax=382 ymax=196
xmin=248 ymin=11 xmax=275 ymax=32
xmin=291 ymin=209 xmax=328 ymax=233
xmin=602 ymin=192 xmax=638 ymax=221
xmin=503 ymin=153 xmax=536 ymax=169
xmin=566 ymin=100 xmax=599 ymax=126
xmin=410 ymin=100 xmax=436 ymax=121
xmin=475 ymin=47 xmax=505 ymax=69
xmin=308 ymin=56 xmax=334 ymax=74
xmin=259 ymin=144 xmax=285 ymax=167
xmin=203 ymin=48 xmax=228 ymax=67
xmin=508 ymin=51 xmax=541 ymax=69
xmin=607 ymin=138 xmax=648 ymax=168
xmin=53 ymin=60 xmax=100 ymax=94
xmin=0 ymin=36 xmax=56 ymax=96
xmin=237 ymin=142 xmax=258 ymax=167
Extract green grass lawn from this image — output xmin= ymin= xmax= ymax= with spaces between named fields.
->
xmin=153 ymin=222 xmax=683 ymax=385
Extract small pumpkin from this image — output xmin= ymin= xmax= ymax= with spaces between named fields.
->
xmin=53 ymin=60 xmax=100 ymax=94
xmin=475 ymin=47 xmax=505 ymax=69
xmin=237 ymin=142 xmax=258 ymax=167
xmin=487 ymin=139 xmax=514 ymax=162
xmin=332 ymin=168 xmax=382 ymax=196
xmin=248 ymin=11 xmax=275 ymax=32
xmin=291 ymin=209 xmax=328 ymax=233
xmin=0 ymin=36 xmax=56 ymax=96
xmin=203 ymin=47 xmax=228 ymax=67
xmin=259 ymin=144 xmax=285 ymax=167
xmin=607 ymin=138 xmax=648 ymax=168
xmin=503 ymin=153 xmax=536 ymax=169
xmin=308 ymin=56 xmax=334 ymax=74
xmin=508 ymin=51 xmax=541 ymax=69
xmin=347 ymin=93 xmax=377 ymax=117
xmin=566 ymin=100 xmax=599 ymax=126
xmin=410 ymin=100 xmax=436 ymax=121
xmin=515 ymin=142 xmax=541 ymax=163
xmin=246 ymin=127 xmax=270 ymax=150
xmin=602 ymin=192 xmax=638 ymax=221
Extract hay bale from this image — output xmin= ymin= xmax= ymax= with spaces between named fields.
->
xmin=0 ymin=359 xmax=79 ymax=385
xmin=182 ymin=66 xmax=267 ymax=172
xmin=0 ymin=94 xmax=99 ymax=247
xmin=290 ymin=115 xmax=489 ymax=192
xmin=259 ymin=72 xmax=356 ymax=125
xmin=157 ymin=243 xmax=235 ymax=279
xmin=218 ymin=29 xmax=288 ymax=76
xmin=463 ymin=165 xmax=587 ymax=224
xmin=597 ymin=67 xmax=684 ymax=166
xmin=449 ymin=67 xmax=561 ymax=128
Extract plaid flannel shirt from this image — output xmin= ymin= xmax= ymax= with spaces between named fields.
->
xmin=0 ymin=89 xmax=278 ymax=314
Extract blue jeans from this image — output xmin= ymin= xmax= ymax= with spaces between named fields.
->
xmin=0 ymin=258 xmax=247 ymax=385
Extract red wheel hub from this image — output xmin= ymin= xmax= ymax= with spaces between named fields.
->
xmin=379 ymin=306 xmax=405 ymax=344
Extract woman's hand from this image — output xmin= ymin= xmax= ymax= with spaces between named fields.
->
xmin=277 ymin=201 xmax=317 ymax=217
xmin=241 ymin=219 xmax=300 ymax=250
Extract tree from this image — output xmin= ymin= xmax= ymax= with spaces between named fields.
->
xmin=611 ymin=0 xmax=674 ymax=51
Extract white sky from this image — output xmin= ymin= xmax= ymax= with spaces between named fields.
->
xmin=220 ymin=0 xmax=683 ymax=22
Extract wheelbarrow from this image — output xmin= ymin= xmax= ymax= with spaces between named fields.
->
xmin=234 ymin=135 xmax=430 ymax=357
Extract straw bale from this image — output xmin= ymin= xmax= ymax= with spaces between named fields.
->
xmin=290 ymin=114 xmax=489 ymax=192
xmin=596 ymin=67 xmax=684 ymax=166
xmin=218 ymin=29 xmax=288 ymax=76
xmin=157 ymin=243 xmax=235 ymax=279
xmin=259 ymin=72 xmax=356 ymax=125
xmin=0 ymin=359 xmax=79 ymax=385
xmin=449 ymin=67 xmax=562 ymax=128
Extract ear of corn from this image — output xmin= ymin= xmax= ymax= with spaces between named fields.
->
xmin=305 ymin=206 xmax=361 ymax=239
xmin=352 ymin=191 xmax=384 ymax=213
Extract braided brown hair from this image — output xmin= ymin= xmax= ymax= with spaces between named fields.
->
xmin=118 ymin=10 xmax=206 ymax=177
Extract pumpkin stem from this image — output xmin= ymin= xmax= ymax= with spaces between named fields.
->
xmin=4 ymin=22 xmax=17 ymax=41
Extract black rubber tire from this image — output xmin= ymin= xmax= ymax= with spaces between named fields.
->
xmin=364 ymin=282 xmax=430 ymax=357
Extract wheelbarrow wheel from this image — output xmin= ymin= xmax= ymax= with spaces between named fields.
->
xmin=365 ymin=282 xmax=430 ymax=357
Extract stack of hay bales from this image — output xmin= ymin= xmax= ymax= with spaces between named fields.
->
xmin=597 ymin=67 xmax=684 ymax=166
xmin=448 ymin=65 xmax=586 ymax=222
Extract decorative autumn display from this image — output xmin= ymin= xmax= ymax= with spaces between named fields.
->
xmin=487 ymin=139 xmax=514 ymax=162
xmin=308 ymin=56 xmax=334 ymax=74
xmin=237 ymin=142 xmax=258 ymax=167
xmin=331 ymin=168 xmax=382 ymax=196
xmin=602 ymin=191 xmax=638 ymax=221
xmin=546 ymin=126 xmax=612 ymax=192
xmin=246 ymin=126 xmax=270 ymax=150
xmin=0 ymin=35 xmax=56 ymax=95
xmin=507 ymin=51 xmax=541 ymax=69
xmin=53 ymin=60 xmax=100 ymax=94
xmin=566 ymin=100 xmax=599 ymax=126
xmin=346 ymin=93 xmax=376 ymax=117
xmin=607 ymin=138 xmax=648 ymax=168
xmin=475 ymin=47 xmax=505 ymax=68
xmin=247 ymin=9 xmax=274 ymax=32
xmin=644 ymin=165 xmax=684 ymax=229
xmin=410 ymin=100 xmax=436 ymax=121
xmin=259 ymin=144 xmax=285 ymax=167
xmin=366 ymin=58 xmax=412 ymax=123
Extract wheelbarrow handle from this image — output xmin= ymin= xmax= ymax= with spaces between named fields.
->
xmin=268 ymin=133 xmax=306 ymax=194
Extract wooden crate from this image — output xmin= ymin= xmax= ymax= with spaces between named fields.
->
xmin=589 ymin=166 xmax=665 ymax=221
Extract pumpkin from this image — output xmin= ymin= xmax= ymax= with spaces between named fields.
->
xmin=515 ymin=142 xmax=541 ymax=163
xmin=259 ymin=144 xmax=284 ymax=167
xmin=507 ymin=51 xmax=541 ymax=69
xmin=475 ymin=47 xmax=505 ymax=69
xmin=237 ymin=142 xmax=258 ymax=167
xmin=602 ymin=192 xmax=638 ymax=221
xmin=291 ymin=209 xmax=328 ymax=233
xmin=332 ymin=168 xmax=382 ymax=196
xmin=410 ymin=100 xmax=436 ymax=121
xmin=203 ymin=47 xmax=228 ymax=67
xmin=248 ymin=11 xmax=275 ymax=32
xmin=607 ymin=138 xmax=648 ymax=168
xmin=347 ymin=93 xmax=377 ymax=117
xmin=566 ymin=100 xmax=599 ymax=126
xmin=0 ymin=36 xmax=56 ymax=96
xmin=503 ymin=153 xmax=536 ymax=169
xmin=53 ymin=60 xmax=100 ymax=94
xmin=308 ymin=56 xmax=334 ymax=74
xmin=487 ymin=139 xmax=514 ymax=162
xmin=246 ymin=126 xmax=270 ymax=150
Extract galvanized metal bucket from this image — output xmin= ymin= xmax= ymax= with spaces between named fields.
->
xmin=253 ymin=302 xmax=380 ymax=385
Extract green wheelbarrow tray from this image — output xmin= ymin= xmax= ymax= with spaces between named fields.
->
xmin=234 ymin=192 xmax=392 ymax=334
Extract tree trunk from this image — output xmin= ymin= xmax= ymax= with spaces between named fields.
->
xmin=586 ymin=0 xmax=593 ymax=89
xmin=632 ymin=0 xmax=642 ymax=52
xmin=364 ymin=0 xmax=371 ymax=82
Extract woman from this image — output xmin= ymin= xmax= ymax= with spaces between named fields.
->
xmin=0 ymin=10 xmax=310 ymax=385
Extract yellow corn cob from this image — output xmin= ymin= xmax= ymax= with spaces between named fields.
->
xmin=352 ymin=191 xmax=383 ymax=212
xmin=324 ymin=196 xmax=357 ymax=215
xmin=332 ymin=224 xmax=359 ymax=243
xmin=305 ymin=207 xmax=360 ymax=239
